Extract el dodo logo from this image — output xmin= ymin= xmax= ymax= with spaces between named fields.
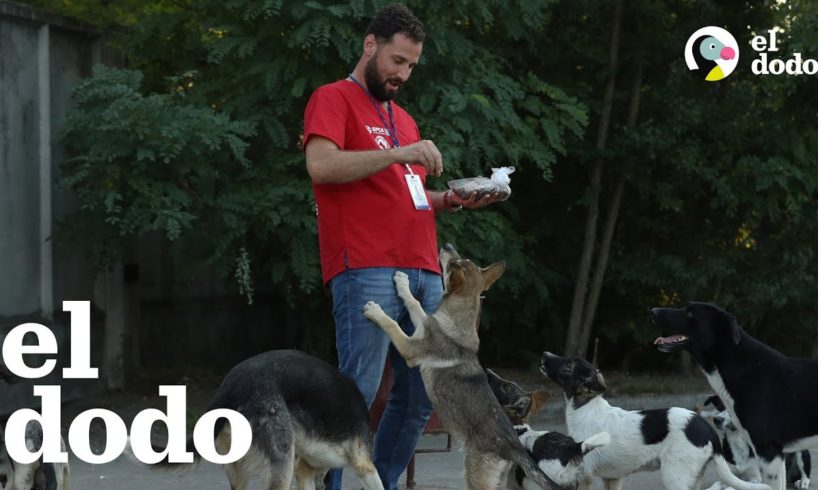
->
xmin=3 ymin=301 xmax=251 ymax=465
xmin=685 ymin=27 xmax=739 ymax=81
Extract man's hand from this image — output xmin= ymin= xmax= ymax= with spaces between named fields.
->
xmin=394 ymin=140 xmax=442 ymax=177
xmin=449 ymin=191 xmax=502 ymax=209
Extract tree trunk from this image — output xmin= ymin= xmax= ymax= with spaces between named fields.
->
xmin=564 ymin=0 xmax=625 ymax=355
xmin=576 ymin=49 xmax=645 ymax=357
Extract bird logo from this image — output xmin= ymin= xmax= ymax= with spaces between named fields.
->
xmin=685 ymin=27 xmax=739 ymax=81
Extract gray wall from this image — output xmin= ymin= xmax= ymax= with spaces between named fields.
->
xmin=0 ymin=1 xmax=114 ymax=410
xmin=0 ymin=12 xmax=42 ymax=316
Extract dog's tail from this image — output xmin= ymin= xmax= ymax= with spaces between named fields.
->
xmin=713 ymin=454 xmax=772 ymax=490
xmin=513 ymin=448 xmax=567 ymax=490
xmin=580 ymin=431 xmax=610 ymax=454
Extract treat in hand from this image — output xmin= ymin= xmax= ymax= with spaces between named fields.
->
xmin=447 ymin=166 xmax=515 ymax=201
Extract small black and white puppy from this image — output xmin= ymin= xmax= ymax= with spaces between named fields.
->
xmin=704 ymin=395 xmax=811 ymax=489
xmin=540 ymin=352 xmax=771 ymax=490
xmin=483 ymin=369 xmax=609 ymax=489
xmin=511 ymin=425 xmax=609 ymax=490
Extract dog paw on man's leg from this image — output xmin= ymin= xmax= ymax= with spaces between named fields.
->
xmin=393 ymin=271 xmax=411 ymax=295
xmin=363 ymin=301 xmax=420 ymax=367
xmin=363 ymin=301 xmax=389 ymax=324
xmin=393 ymin=271 xmax=427 ymax=327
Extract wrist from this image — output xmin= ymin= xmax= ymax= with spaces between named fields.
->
xmin=443 ymin=190 xmax=463 ymax=213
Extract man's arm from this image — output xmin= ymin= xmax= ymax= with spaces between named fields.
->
xmin=305 ymin=136 xmax=443 ymax=184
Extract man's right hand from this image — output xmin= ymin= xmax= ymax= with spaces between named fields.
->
xmin=394 ymin=140 xmax=442 ymax=177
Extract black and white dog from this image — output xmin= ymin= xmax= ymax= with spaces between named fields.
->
xmin=540 ymin=352 xmax=771 ymax=490
xmin=511 ymin=424 xmax=610 ymax=490
xmin=702 ymin=395 xmax=812 ymax=489
xmin=483 ymin=368 xmax=609 ymax=489
xmin=652 ymin=302 xmax=818 ymax=490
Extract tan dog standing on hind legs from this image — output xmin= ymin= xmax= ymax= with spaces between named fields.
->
xmin=363 ymin=244 xmax=566 ymax=490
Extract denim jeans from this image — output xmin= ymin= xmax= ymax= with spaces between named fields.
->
xmin=326 ymin=267 xmax=442 ymax=490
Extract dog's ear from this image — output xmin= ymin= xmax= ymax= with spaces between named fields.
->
xmin=449 ymin=267 xmax=467 ymax=295
xmin=728 ymin=313 xmax=740 ymax=345
xmin=588 ymin=371 xmax=607 ymax=394
xmin=704 ymin=394 xmax=725 ymax=411
xmin=481 ymin=260 xmax=506 ymax=291
xmin=719 ymin=308 xmax=741 ymax=345
xmin=528 ymin=389 xmax=551 ymax=416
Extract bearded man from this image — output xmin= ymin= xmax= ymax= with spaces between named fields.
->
xmin=303 ymin=5 xmax=500 ymax=489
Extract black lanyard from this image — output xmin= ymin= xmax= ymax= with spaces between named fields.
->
xmin=348 ymin=74 xmax=400 ymax=148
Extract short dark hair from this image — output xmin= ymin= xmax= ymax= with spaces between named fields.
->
xmin=366 ymin=4 xmax=425 ymax=43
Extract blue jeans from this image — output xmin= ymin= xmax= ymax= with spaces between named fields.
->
xmin=326 ymin=267 xmax=442 ymax=490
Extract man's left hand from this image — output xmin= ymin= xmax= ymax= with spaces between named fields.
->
xmin=450 ymin=191 xmax=503 ymax=209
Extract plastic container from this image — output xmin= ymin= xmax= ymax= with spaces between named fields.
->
xmin=447 ymin=166 xmax=515 ymax=201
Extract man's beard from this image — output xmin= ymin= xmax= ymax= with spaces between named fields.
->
xmin=364 ymin=56 xmax=401 ymax=102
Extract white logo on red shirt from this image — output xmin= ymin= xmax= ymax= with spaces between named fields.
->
xmin=375 ymin=135 xmax=390 ymax=149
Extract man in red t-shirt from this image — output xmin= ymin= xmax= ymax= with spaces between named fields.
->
xmin=304 ymin=5 xmax=499 ymax=489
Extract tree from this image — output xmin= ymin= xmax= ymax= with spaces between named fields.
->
xmin=54 ymin=0 xmax=588 ymax=363
xmin=30 ymin=0 xmax=818 ymax=369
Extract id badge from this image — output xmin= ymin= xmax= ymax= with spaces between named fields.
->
xmin=405 ymin=174 xmax=431 ymax=210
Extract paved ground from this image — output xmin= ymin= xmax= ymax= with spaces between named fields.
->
xmin=61 ymin=390 xmax=816 ymax=489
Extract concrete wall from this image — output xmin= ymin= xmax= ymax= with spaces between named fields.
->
xmin=0 ymin=2 xmax=113 ymax=410
xmin=0 ymin=12 xmax=42 ymax=317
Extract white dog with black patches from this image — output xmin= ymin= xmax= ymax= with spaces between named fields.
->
xmin=540 ymin=352 xmax=771 ymax=490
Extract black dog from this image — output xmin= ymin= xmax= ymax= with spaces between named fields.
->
xmin=651 ymin=302 xmax=818 ymax=490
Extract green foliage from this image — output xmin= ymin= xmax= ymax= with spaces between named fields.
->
xmin=47 ymin=0 xmax=818 ymax=367
xmin=56 ymin=0 xmax=587 ymax=324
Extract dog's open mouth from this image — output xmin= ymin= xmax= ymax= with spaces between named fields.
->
xmin=653 ymin=334 xmax=689 ymax=352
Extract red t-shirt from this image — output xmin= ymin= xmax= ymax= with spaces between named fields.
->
xmin=304 ymin=79 xmax=440 ymax=284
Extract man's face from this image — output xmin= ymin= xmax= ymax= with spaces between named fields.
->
xmin=364 ymin=33 xmax=422 ymax=102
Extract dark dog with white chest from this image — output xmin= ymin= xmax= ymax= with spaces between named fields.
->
xmin=651 ymin=302 xmax=818 ymax=490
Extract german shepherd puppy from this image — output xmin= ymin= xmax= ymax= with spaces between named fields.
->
xmin=363 ymin=244 xmax=565 ymax=490
xmin=485 ymin=368 xmax=551 ymax=426
xmin=142 ymin=350 xmax=383 ymax=490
